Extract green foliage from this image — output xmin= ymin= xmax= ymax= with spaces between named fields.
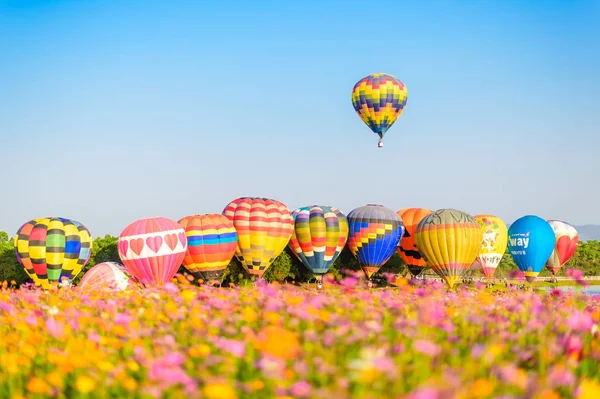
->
xmin=2 ymin=227 xmax=600 ymax=287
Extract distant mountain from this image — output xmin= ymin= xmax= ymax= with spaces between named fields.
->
xmin=575 ymin=225 xmax=600 ymax=242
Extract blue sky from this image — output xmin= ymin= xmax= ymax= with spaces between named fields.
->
xmin=1 ymin=0 xmax=599 ymax=236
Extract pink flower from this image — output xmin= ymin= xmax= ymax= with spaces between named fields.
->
xmin=289 ymin=381 xmax=311 ymax=398
xmin=407 ymin=387 xmax=439 ymax=399
xmin=25 ymin=313 xmax=38 ymax=327
xmin=45 ymin=317 xmax=65 ymax=339
xmin=163 ymin=282 xmax=179 ymax=293
xmin=214 ymin=338 xmax=246 ymax=358
xmin=566 ymin=310 xmax=594 ymax=332
xmin=413 ymin=340 xmax=441 ymax=357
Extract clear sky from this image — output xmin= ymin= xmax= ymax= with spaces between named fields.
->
xmin=1 ymin=0 xmax=599 ymax=237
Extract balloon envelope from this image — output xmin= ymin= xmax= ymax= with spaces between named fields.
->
xmin=397 ymin=208 xmax=433 ymax=277
xmin=507 ymin=215 xmax=555 ymax=282
xmin=178 ymin=214 xmax=238 ymax=281
xmin=118 ymin=217 xmax=188 ymax=285
xmin=474 ymin=214 xmax=508 ymax=280
xmin=347 ymin=204 xmax=404 ymax=279
xmin=545 ymin=220 xmax=579 ymax=276
xmin=222 ymin=197 xmax=294 ymax=278
xmin=351 ymin=73 xmax=408 ymax=145
xmin=79 ymin=262 xmax=136 ymax=291
xmin=414 ymin=209 xmax=482 ymax=288
xmin=14 ymin=217 xmax=92 ymax=289
xmin=288 ymin=205 xmax=348 ymax=276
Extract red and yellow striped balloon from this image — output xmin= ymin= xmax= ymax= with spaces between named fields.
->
xmin=222 ymin=197 xmax=294 ymax=278
xmin=178 ymin=214 xmax=238 ymax=282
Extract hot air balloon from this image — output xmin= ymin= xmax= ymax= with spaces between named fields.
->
xmin=178 ymin=214 xmax=238 ymax=282
xmin=14 ymin=217 xmax=92 ymax=289
xmin=414 ymin=209 xmax=482 ymax=289
xmin=288 ymin=205 xmax=348 ymax=286
xmin=507 ymin=215 xmax=555 ymax=283
xmin=351 ymin=73 xmax=408 ymax=148
xmin=347 ymin=204 xmax=404 ymax=282
xmin=79 ymin=262 xmax=137 ymax=291
xmin=118 ymin=217 xmax=188 ymax=286
xmin=545 ymin=220 xmax=579 ymax=276
xmin=397 ymin=208 xmax=434 ymax=277
xmin=222 ymin=197 xmax=294 ymax=279
xmin=474 ymin=214 xmax=508 ymax=280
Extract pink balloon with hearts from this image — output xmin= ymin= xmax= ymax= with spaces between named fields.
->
xmin=118 ymin=216 xmax=188 ymax=285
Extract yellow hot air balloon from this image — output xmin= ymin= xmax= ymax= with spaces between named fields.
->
xmin=414 ymin=209 xmax=482 ymax=288
xmin=473 ymin=214 xmax=508 ymax=280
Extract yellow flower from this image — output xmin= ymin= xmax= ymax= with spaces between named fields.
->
xmin=254 ymin=325 xmax=301 ymax=360
xmin=578 ymin=379 xmax=600 ymax=399
xmin=241 ymin=307 xmax=258 ymax=323
xmin=97 ymin=361 xmax=114 ymax=372
xmin=27 ymin=377 xmax=51 ymax=394
xmin=75 ymin=375 xmax=96 ymax=393
xmin=471 ymin=378 xmax=494 ymax=396
xmin=181 ymin=289 xmax=196 ymax=303
xmin=203 ymin=382 xmax=238 ymax=399
xmin=122 ymin=377 xmax=138 ymax=391
xmin=126 ymin=360 xmax=140 ymax=373
xmin=46 ymin=371 xmax=63 ymax=388
xmin=265 ymin=312 xmax=282 ymax=325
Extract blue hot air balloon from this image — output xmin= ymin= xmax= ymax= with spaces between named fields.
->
xmin=507 ymin=215 xmax=555 ymax=282
xmin=347 ymin=204 xmax=405 ymax=280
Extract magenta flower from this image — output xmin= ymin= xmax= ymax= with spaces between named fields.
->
xmin=566 ymin=310 xmax=594 ymax=332
xmin=289 ymin=381 xmax=311 ymax=398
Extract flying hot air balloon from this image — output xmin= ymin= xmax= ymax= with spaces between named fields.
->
xmin=507 ymin=215 xmax=555 ymax=283
xmin=397 ymin=208 xmax=434 ymax=277
xmin=473 ymin=214 xmax=508 ymax=280
xmin=351 ymin=73 xmax=408 ymax=148
xmin=347 ymin=204 xmax=404 ymax=282
xmin=222 ymin=197 xmax=294 ymax=279
xmin=178 ymin=214 xmax=238 ymax=282
xmin=14 ymin=217 xmax=93 ymax=289
xmin=118 ymin=217 xmax=188 ymax=286
xmin=414 ymin=209 xmax=482 ymax=289
xmin=545 ymin=220 xmax=579 ymax=276
xmin=78 ymin=262 xmax=137 ymax=291
xmin=288 ymin=205 xmax=348 ymax=286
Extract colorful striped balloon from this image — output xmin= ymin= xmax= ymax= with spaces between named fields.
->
xmin=178 ymin=214 xmax=238 ymax=281
xmin=222 ymin=197 xmax=294 ymax=278
xmin=347 ymin=204 xmax=405 ymax=279
xmin=545 ymin=220 xmax=579 ymax=276
xmin=397 ymin=208 xmax=434 ymax=277
xmin=288 ymin=205 xmax=349 ymax=276
xmin=118 ymin=217 xmax=187 ymax=285
xmin=79 ymin=262 xmax=137 ymax=291
xmin=14 ymin=217 xmax=92 ymax=289
xmin=351 ymin=73 xmax=408 ymax=147
xmin=415 ymin=209 xmax=482 ymax=289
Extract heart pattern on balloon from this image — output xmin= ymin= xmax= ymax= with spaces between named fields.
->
xmin=146 ymin=236 xmax=163 ymax=253
xmin=178 ymin=232 xmax=187 ymax=247
xmin=130 ymin=238 xmax=145 ymax=256
xmin=165 ymin=234 xmax=178 ymax=251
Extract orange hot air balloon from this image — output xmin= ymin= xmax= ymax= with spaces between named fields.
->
xmin=178 ymin=214 xmax=238 ymax=282
xmin=397 ymin=208 xmax=433 ymax=277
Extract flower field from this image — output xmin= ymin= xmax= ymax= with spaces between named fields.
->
xmin=1 ymin=275 xmax=600 ymax=399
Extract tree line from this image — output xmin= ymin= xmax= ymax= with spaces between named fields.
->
xmin=1 ymin=231 xmax=599 ymax=286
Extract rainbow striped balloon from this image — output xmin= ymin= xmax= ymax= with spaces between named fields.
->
xmin=118 ymin=217 xmax=187 ymax=285
xmin=178 ymin=214 xmax=238 ymax=281
xmin=351 ymin=73 xmax=408 ymax=146
xmin=288 ymin=205 xmax=348 ymax=276
xmin=222 ymin=197 xmax=294 ymax=278
xmin=14 ymin=217 xmax=92 ymax=289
